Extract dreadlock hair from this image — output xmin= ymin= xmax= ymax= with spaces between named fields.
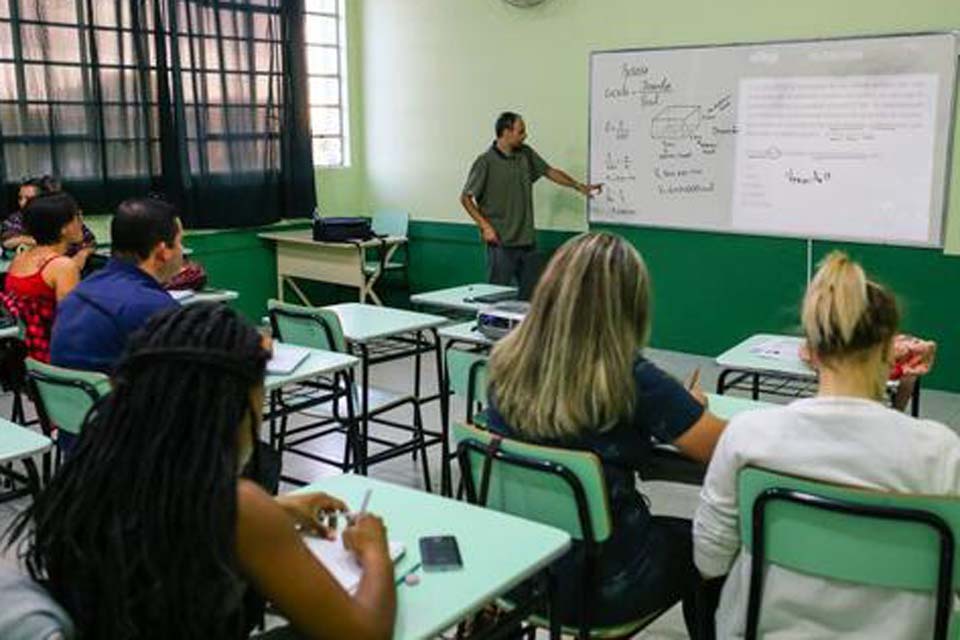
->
xmin=6 ymin=302 xmax=270 ymax=639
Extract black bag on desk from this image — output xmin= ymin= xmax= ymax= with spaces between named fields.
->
xmin=312 ymin=216 xmax=374 ymax=242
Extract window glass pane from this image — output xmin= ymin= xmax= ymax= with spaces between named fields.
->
xmin=103 ymin=105 xmax=150 ymax=139
xmin=21 ymin=25 xmax=82 ymax=63
xmin=306 ymin=14 xmax=337 ymax=44
xmin=106 ymin=141 xmax=149 ymax=176
xmin=218 ymin=8 xmax=240 ymax=38
xmin=251 ymin=14 xmax=277 ymax=41
xmin=253 ymin=41 xmax=278 ymax=73
xmin=24 ymin=64 xmax=84 ymax=101
xmin=0 ymin=63 xmax=16 ymax=99
xmin=306 ymin=0 xmax=339 ymax=14
xmin=57 ymin=141 xmax=99 ymax=178
xmin=50 ymin=104 xmax=90 ymax=135
xmin=5 ymin=142 xmax=53 ymax=178
xmin=0 ymin=2 xmax=9 ymax=19
xmin=306 ymin=45 xmax=338 ymax=75
xmin=89 ymin=2 xmax=117 ymax=27
xmin=309 ymin=76 xmax=339 ymax=105
xmin=312 ymin=137 xmax=341 ymax=166
xmin=0 ymin=23 xmax=13 ymax=59
xmin=18 ymin=0 xmax=76 ymax=23
xmin=310 ymin=107 xmax=340 ymax=136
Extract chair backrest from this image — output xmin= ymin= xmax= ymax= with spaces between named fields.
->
xmin=445 ymin=350 xmax=488 ymax=423
xmin=453 ymin=421 xmax=612 ymax=543
xmin=371 ymin=210 xmax=409 ymax=238
xmin=25 ymin=359 xmax=110 ymax=436
xmin=267 ymin=299 xmax=347 ymax=353
xmin=739 ymin=466 xmax=960 ymax=639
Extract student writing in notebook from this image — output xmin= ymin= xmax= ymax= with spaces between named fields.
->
xmin=694 ymin=252 xmax=960 ymax=638
xmin=486 ymin=232 xmax=726 ymax=636
xmin=7 ymin=304 xmax=396 ymax=639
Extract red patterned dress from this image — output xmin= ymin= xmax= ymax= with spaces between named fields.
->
xmin=2 ymin=255 xmax=60 ymax=363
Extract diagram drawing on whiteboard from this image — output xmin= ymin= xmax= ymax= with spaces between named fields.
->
xmin=651 ymin=105 xmax=702 ymax=139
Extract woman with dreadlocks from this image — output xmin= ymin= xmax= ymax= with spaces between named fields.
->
xmin=6 ymin=303 xmax=396 ymax=639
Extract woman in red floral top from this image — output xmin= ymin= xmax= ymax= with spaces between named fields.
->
xmin=3 ymin=193 xmax=83 ymax=362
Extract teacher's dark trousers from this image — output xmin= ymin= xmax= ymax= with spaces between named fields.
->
xmin=487 ymin=244 xmax=541 ymax=300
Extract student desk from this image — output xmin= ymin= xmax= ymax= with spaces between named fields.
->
xmin=0 ymin=418 xmax=51 ymax=503
xmin=410 ymin=283 xmax=517 ymax=317
xmin=259 ymin=229 xmax=407 ymax=306
xmin=715 ymin=333 xmax=921 ymax=416
xmin=327 ymin=304 xmax=448 ymax=479
xmin=263 ymin=344 xmax=360 ymax=480
xmin=295 ymin=474 xmax=571 ymax=640
xmin=178 ymin=288 xmax=239 ymax=305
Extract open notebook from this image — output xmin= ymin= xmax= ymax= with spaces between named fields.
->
xmin=267 ymin=343 xmax=312 ymax=375
xmin=303 ymin=535 xmax=405 ymax=594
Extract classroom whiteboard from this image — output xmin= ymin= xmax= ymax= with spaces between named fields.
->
xmin=588 ymin=33 xmax=958 ymax=247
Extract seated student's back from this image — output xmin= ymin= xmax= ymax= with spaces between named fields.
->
xmin=50 ymin=197 xmax=184 ymax=372
xmin=694 ymin=252 xmax=960 ymax=639
xmin=486 ymin=232 xmax=727 ymax=636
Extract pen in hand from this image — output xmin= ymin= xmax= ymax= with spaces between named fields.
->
xmin=686 ymin=367 xmax=701 ymax=391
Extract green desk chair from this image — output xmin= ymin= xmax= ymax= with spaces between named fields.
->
xmin=454 ymin=421 xmax=669 ymax=639
xmin=739 ymin=466 xmax=960 ymax=640
xmin=267 ymin=300 xmax=431 ymax=490
xmin=363 ymin=210 xmax=409 ymax=289
xmin=0 ymin=419 xmax=51 ymax=503
xmin=445 ymin=349 xmax=489 ymax=426
xmin=25 ymin=359 xmax=110 ymax=479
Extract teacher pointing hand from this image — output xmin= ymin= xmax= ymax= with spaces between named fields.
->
xmin=459 ymin=111 xmax=602 ymax=299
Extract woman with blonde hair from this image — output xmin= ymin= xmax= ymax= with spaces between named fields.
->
xmin=694 ymin=251 xmax=960 ymax=638
xmin=487 ymin=231 xmax=727 ymax=635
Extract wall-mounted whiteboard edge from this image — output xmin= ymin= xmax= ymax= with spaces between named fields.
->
xmin=585 ymin=31 xmax=960 ymax=249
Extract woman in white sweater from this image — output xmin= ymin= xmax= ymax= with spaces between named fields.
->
xmin=693 ymin=251 xmax=960 ymax=639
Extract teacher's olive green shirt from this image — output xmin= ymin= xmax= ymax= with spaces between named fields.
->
xmin=462 ymin=142 xmax=550 ymax=247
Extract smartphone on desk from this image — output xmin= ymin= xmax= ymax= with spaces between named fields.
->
xmin=419 ymin=536 xmax=463 ymax=572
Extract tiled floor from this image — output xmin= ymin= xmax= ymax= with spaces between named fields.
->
xmin=3 ymin=345 xmax=959 ymax=638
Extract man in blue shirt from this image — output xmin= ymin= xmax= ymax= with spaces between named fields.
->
xmin=50 ymin=197 xmax=184 ymax=372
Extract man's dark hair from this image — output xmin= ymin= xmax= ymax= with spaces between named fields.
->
xmin=112 ymin=197 xmax=180 ymax=261
xmin=495 ymin=111 xmax=522 ymax=138
xmin=23 ymin=192 xmax=79 ymax=245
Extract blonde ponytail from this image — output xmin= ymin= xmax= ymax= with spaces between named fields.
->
xmin=802 ymin=251 xmax=898 ymax=360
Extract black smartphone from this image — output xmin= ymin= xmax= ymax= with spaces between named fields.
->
xmin=419 ymin=535 xmax=463 ymax=572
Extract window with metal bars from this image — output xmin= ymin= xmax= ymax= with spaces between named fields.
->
xmin=0 ymin=0 xmax=317 ymax=228
xmin=304 ymin=0 xmax=348 ymax=167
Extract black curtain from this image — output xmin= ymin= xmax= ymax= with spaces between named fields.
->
xmin=0 ymin=0 xmax=316 ymax=228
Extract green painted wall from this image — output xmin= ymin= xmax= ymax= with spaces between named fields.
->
xmin=299 ymin=0 xmax=960 ymax=391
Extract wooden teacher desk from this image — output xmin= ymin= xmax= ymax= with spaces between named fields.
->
xmin=259 ymin=229 xmax=406 ymax=306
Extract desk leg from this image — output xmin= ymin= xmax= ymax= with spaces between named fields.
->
xmin=268 ymin=390 xmax=279 ymax=449
xmin=547 ymin=569 xmax=561 ymax=640
xmin=434 ymin=329 xmax=452 ymax=497
xmin=360 ymin=344 xmax=370 ymax=475
xmin=342 ymin=370 xmax=360 ymax=472
xmin=751 ymin=373 xmax=760 ymax=401
xmin=285 ymin=277 xmax=314 ymax=307
xmin=911 ymin=376 xmax=921 ymax=418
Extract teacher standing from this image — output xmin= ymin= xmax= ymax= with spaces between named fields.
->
xmin=460 ymin=112 xmax=601 ymax=298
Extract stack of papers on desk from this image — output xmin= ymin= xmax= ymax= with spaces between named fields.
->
xmin=303 ymin=535 xmax=406 ymax=594
xmin=168 ymin=289 xmax=195 ymax=302
xmin=748 ymin=337 xmax=802 ymax=361
xmin=267 ymin=343 xmax=311 ymax=375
